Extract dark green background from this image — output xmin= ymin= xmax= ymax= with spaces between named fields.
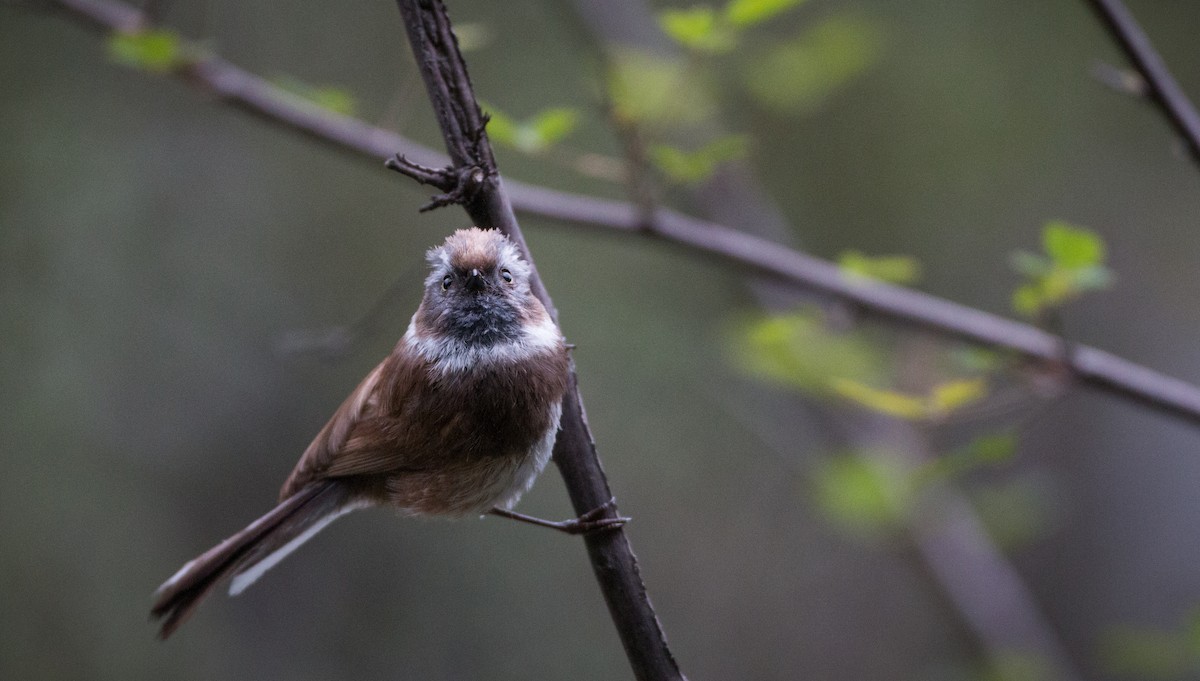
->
xmin=4 ymin=1 xmax=1200 ymax=679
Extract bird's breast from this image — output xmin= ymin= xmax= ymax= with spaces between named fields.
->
xmin=378 ymin=331 xmax=569 ymax=516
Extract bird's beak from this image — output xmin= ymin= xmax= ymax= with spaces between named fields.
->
xmin=466 ymin=268 xmax=486 ymax=292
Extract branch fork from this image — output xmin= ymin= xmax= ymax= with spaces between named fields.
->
xmin=385 ymin=154 xmax=488 ymax=211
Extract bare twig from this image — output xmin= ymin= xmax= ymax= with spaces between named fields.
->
xmin=1084 ymin=0 xmax=1200 ymax=167
xmin=392 ymin=2 xmax=685 ymax=680
xmin=41 ymin=0 xmax=1200 ymax=427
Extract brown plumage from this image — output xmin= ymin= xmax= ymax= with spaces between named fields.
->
xmin=151 ymin=228 xmax=569 ymax=638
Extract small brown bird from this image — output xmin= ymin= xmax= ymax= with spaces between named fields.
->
xmin=151 ymin=227 xmax=622 ymax=638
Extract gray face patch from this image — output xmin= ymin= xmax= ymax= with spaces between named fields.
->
xmin=442 ymin=284 xmax=523 ymax=346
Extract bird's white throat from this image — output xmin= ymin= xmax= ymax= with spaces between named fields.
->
xmin=404 ymin=314 xmax=561 ymax=374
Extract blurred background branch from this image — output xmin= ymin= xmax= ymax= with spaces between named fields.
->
xmin=567 ymin=4 xmax=1084 ymax=680
xmin=10 ymin=1 xmax=1200 ymax=680
xmin=37 ymin=7 xmax=1200 ymax=672
xmin=44 ymin=0 xmax=1200 ymax=430
xmin=1084 ymin=0 xmax=1200 ymax=169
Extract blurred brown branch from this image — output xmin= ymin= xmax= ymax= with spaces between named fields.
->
xmin=389 ymin=2 xmax=685 ymax=680
xmin=1085 ymin=0 xmax=1200 ymax=168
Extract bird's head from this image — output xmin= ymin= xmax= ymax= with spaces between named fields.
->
xmin=417 ymin=227 xmax=541 ymax=347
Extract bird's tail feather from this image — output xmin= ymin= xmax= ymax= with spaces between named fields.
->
xmin=150 ymin=481 xmax=354 ymax=638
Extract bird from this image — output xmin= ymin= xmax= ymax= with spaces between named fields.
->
xmin=150 ymin=227 xmax=625 ymax=638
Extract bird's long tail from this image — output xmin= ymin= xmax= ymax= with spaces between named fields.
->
xmin=150 ymin=481 xmax=358 ymax=638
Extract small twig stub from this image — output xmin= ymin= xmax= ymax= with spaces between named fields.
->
xmin=386 ymin=155 xmax=488 ymax=211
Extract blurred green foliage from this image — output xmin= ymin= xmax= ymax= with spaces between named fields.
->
xmin=734 ymin=309 xmax=1033 ymax=542
xmin=658 ymin=0 xmax=808 ymax=54
xmin=106 ymin=29 xmax=191 ymax=73
xmin=1100 ymin=607 xmax=1200 ymax=679
xmin=659 ymin=6 xmax=739 ymax=54
xmin=967 ymin=476 xmax=1054 ymax=551
xmin=482 ymin=103 xmax=580 ymax=154
xmin=829 ymin=376 xmax=987 ymax=421
xmin=838 ymin=250 xmax=922 ymax=284
xmin=643 ymin=1 xmax=881 ymax=185
xmin=979 ymin=651 xmax=1054 ymax=681
xmin=743 ymin=13 xmax=883 ymax=114
xmin=1010 ymin=221 xmax=1114 ymax=318
xmin=814 ymin=433 xmax=1021 ymax=538
xmin=11 ymin=1 xmax=1200 ymax=679
xmin=606 ymin=50 xmax=716 ymax=127
xmin=725 ymin=0 xmax=808 ymax=27
xmin=273 ymin=76 xmax=359 ymax=116
xmin=736 ymin=309 xmax=990 ymax=422
xmin=648 ymin=135 xmax=748 ymax=184
xmin=734 ymin=310 xmax=887 ymax=392
xmin=915 ymin=432 xmax=1017 ymax=485
xmin=814 ymin=451 xmax=914 ymax=536
xmin=733 ymin=305 xmax=1047 ymax=548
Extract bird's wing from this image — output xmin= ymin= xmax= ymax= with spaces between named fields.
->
xmin=278 ymin=352 xmax=423 ymax=500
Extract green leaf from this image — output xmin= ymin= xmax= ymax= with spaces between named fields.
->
xmin=744 ymin=13 xmax=883 ymax=114
xmin=829 ymin=378 xmax=928 ymax=420
xmin=659 ymin=7 xmax=737 ymax=53
xmin=1012 ymin=283 xmax=1044 ymax=317
xmin=838 ymin=250 xmax=921 ymax=284
xmin=607 ymin=50 xmax=716 ymax=126
xmin=648 ymin=146 xmax=706 ymax=184
xmin=1010 ymin=221 xmax=1113 ymax=317
xmin=529 ymin=108 xmax=579 ymax=146
xmin=659 ymin=7 xmax=717 ymax=43
xmin=649 ymin=135 xmax=749 ymax=184
xmin=830 ymin=377 xmax=985 ymax=421
xmin=917 ymin=432 xmax=1016 ymax=485
xmin=1038 ymin=270 xmax=1075 ymax=306
xmin=481 ymin=103 xmax=579 ymax=154
xmin=732 ymin=311 xmax=885 ymax=393
xmin=725 ymin=0 xmax=807 ymax=27
xmin=814 ymin=453 xmax=912 ymax=534
xmin=1043 ymin=220 xmax=1105 ymax=268
xmin=274 ymin=76 xmax=358 ymax=116
xmin=930 ymin=378 xmax=986 ymax=414
xmin=107 ymin=29 xmax=189 ymax=73
xmin=480 ymin=104 xmax=519 ymax=147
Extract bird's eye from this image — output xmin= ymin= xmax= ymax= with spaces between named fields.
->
xmin=500 ymin=268 xmax=513 ymax=283
xmin=441 ymin=274 xmax=453 ymax=291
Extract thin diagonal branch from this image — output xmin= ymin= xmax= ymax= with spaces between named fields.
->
xmin=42 ymin=0 xmax=1200 ymax=428
xmin=1084 ymin=0 xmax=1200 ymax=167
xmin=392 ymin=2 xmax=685 ymax=681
